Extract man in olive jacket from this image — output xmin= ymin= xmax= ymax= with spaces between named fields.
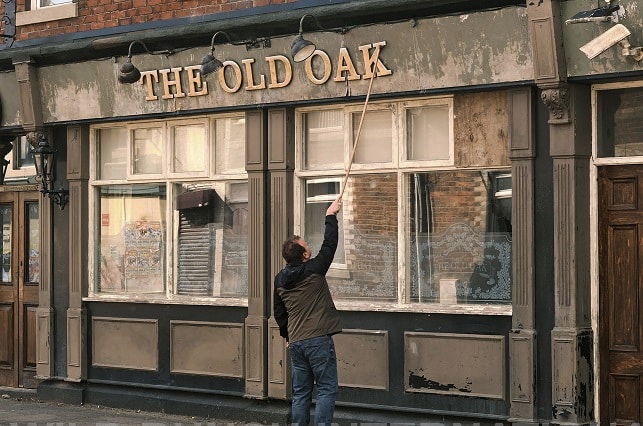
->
xmin=274 ymin=198 xmax=342 ymax=426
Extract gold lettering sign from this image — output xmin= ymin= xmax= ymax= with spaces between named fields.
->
xmin=137 ymin=42 xmax=392 ymax=101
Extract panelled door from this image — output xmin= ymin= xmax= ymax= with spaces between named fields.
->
xmin=0 ymin=191 xmax=40 ymax=388
xmin=598 ymin=164 xmax=643 ymax=424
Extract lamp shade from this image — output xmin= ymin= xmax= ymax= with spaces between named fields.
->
xmin=118 ymin=59 xmax=142 ymax=84
xmin=200 ymin=53 xmax=224 ymax=76
xmin=291 ymin=35 xmax=316 ymax=62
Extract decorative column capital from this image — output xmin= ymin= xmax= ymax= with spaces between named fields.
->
xmin=541 ymin=85 xmax=570 ymax=124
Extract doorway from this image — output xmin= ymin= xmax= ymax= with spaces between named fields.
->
xmin=598 ymin=164 xmax=643 ymax=424
xmin=0 ymin=191 xmax=40 ymax=388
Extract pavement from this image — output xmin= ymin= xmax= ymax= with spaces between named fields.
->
xmin=0 ymin=390 xmax=244 ymax=426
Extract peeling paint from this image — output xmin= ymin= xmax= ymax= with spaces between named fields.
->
xmin=408 ymin=371 xmax=472 ymax=393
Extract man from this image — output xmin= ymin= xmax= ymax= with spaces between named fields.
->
xmin=274 ymin=198 xmax=343 ymax=426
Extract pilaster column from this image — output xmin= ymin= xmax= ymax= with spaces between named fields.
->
xmin=66 ymin=125 xmax=89 ymax=382
xmin=508 ymin=88 xmax=537 ymax=424
xmin=245 ymin=109 xmax=270 ymax=398
xmin=14 ymin=61 xmax=53 ymax=380
xmin=542 ymin=83 xmax=593 ymax=425
xmin=266 ymin=109 xmax=294 ymax=399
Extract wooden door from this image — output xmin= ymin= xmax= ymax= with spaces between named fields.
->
xmin=598 ymin=164 xmax=643 ymax=424
xmin=0 ymin=192 xmax=40 ymax=388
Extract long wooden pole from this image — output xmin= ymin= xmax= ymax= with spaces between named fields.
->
xmin=338 ymin=46 xmax=381 ymax=200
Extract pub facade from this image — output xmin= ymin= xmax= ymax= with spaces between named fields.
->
xmin=0 ymin=0 xmax=642 ymax=424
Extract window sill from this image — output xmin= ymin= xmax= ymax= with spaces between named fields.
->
xmin=334 ymin=300 xmax=512 ymax=316
xmin=16 ymin=3 xmax=78 ymax=26
xmin=83 ymin=294 xmax=249 ymax=307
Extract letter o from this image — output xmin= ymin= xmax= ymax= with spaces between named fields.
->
xmin=304 ymin=50 xmax=332 ymax=85
xmin=218 ymin=61 xmax=243 ymax=93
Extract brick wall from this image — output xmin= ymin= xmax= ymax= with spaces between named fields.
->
xmin=12 ymin=0 xmax=297 ymax=41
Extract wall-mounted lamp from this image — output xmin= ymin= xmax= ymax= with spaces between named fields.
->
xmin=30 ymin=135 xmax=69 ymax=210
xmin=291 ymin=14 xmax=324 ymax=62
xmin=200 ymin=31 xmax=233 ymax=76
xmin=200 ymin=31 xmax=271 ymax=77
xmin=566 ymin=3 xmax=620 ymax=24
xmin=118 ymin=40 xmax=173 ymax=84
xmin=580 ymin=23 xmax=643 ymax=61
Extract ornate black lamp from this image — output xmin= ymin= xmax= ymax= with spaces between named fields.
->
xmin=30 ymin=135 xmax=69 ymax=210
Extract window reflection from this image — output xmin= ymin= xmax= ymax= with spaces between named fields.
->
xmin=27 ymin=203 xmax=39 ymax=283
xmin=0 ymin=205 xmax=11 ymax=283
xmin=98 ymin=185 xmax=166 ymax=293
xmin=407 ymin=171 xmax=512 ymax=304
xmin=175 ymin=182 xmax=248 ymax=297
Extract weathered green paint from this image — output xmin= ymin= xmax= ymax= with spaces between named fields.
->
xmin=0 ymin=70 xmax=21 ymax=127
xmin=563 ymin=0 xmax=643 ymax=76
xmin=35 ymin=6 xmax=532 ymax=124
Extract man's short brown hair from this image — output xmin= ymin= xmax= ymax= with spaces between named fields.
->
xmin=282 ymin=235 xmax=305 ymax=263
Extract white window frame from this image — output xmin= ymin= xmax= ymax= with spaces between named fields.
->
xmin=295 ymin=96 xmax=511 ymax=315
xmin=16 ymin=0 xmax=77 ymax=26
xmin=399 ymin=97 xmax=454 ymax=168
xmin=344 ymin=101 xmax=398 ymax=171
xmin=87 ymin=114 xmax=248 ymax=306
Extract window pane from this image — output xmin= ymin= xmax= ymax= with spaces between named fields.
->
xmin=132 ymin=128 xmax=163 ymax=175
xmin=26 ymin=203 xmax=39 ymax=283
xmin=0 ymin=205 xmax=11 ymax=283
xmin=304 ymin=179 xmax=345 ymax=265
xmin=304 ymin=174 xmax=398 ymax=301
xmin=215 ymin=117 xmax=246 ymax=174
xmin=175 ymin=182 xmax=248 ymax=297
xmin=97 ymin=128 xmax=127 ymax=180
xmin=353 ymin=110 xmax=392 ymax=164
xmin=172 ymin=124 xmax=206 ymax=173
xmin=98 ymin=185 xmax=166 ymax=294
xmin=407 ymin=171 xmax=512 ymax=304
xmin=597 ymin=87 xmax=643 ymax=157
xmin=15 ymin=136 xmax=35 ymax=169
xmin=407 ymin=105 xmax=450 ymax=161
xmin=40 ymin=0 xmax=72 ymax=5
xmin=303 ymin=110 xmax=344 ymax=170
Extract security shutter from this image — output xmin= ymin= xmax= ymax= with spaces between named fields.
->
xmin=176 ymin=208 xmax=215 ymax=296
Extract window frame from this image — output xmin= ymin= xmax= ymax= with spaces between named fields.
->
xmin=399 ymin=97 xmax=454 ymax=168
xmin=87 ymin=114 xmax=248 ymax=306
xmin=16 ymin=0 xmax=77 ymax=26
xmin=295 ymin=96 xmax=511 ymax=315
xmin=592 ymin=81 xmax=643 ymax=166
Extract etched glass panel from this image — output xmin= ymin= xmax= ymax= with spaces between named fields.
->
xmin=353 ymin=110 xmax=392 ymax=164
xmin=303 ymin=110 xmax=344 ymax=170
xmin=0 ymin=204 xmax=11 ymax=283
xmin=98 ymin=185 xmax=166 ymax=294
xmin=407 ymin=105 xmax=450 ymax=161
xmin=304 ymin=174 xmax=398 ymax=301
xmin=97 ymin=127 xmax=127 ymax=180
xmin=215 ymin=117 xmax=246 ymax=174
xmin=26 ymin=202 xmax=39 ymax=283
xmin=132 ymin=127 xmax=163 ymax=175
xmin=172 ymin=124 xmax=206 ymax=173
xmin=407 ymin=171 xmax=512 ymax=304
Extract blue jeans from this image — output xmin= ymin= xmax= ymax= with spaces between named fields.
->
xmin=289 ymin=335 xmax=338 ymax=426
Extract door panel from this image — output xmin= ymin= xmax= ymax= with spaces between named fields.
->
xmin=0 ymin=192 xmax=40 ymax=388
xmin=598 ymin=165 xmax=643 ymax=425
